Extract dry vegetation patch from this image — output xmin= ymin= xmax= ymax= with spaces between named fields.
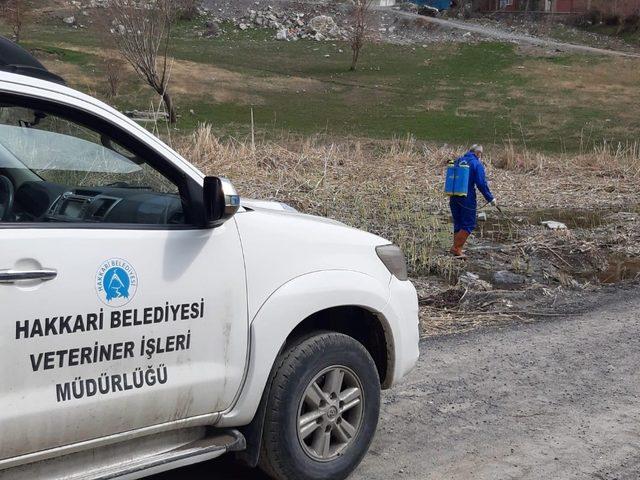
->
xmin=39 ymin=42 xmax=326 ymax=106
xmin=175 ymin=127 xmax=639 ymax=270
xmin=174 ymin=129 xmax=639 ymax=335
xmin=516 ymin=57 xmax=640 ymax=113
xmin=39 ymin=58 xmax=100 ymax=90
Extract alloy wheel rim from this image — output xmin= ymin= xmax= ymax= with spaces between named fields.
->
xmin=296 ymin=365 xmax=364 ymax=462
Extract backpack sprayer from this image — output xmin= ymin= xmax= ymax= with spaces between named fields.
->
xmin=444 ymin=157 xmax=519 ymax=229
xmin=444 ymin=158 xmax=470 ymax=197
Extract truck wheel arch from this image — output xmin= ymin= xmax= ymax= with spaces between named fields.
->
xmin=283 ymin=305 xmax=394 ymax=389
xmin=218 ymin=270 xmax=395 ymax=430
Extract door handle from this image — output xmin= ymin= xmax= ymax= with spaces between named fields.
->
xmin=0 ymin=269 xmax=58 ymax=284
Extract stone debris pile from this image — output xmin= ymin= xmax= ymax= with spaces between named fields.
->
xmin=236 ymin=7 xmax=348 ymax=41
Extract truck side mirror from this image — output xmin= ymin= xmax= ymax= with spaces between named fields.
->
xmin=203 ymin=176 xmax=240 ymax=228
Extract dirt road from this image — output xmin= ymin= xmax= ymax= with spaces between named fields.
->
xmin=152 ymin=286 xmax=640 ymax=480
xmin=387 ymin=9 xmax=640 ymax=58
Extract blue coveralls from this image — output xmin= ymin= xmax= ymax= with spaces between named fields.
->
xmin=450 ymin=151 xmax=494 ymax=234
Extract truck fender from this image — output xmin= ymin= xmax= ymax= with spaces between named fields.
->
xmin=218 ymin=269 xmax=392 ymax=430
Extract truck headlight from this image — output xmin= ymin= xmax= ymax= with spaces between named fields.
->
xmin=376 ymin=245 xmax=408 ymax=281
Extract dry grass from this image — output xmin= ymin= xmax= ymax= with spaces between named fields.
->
xmin=176 ymin=125 xmax=456 ymax=276
xmin=510 ymin=56 xmax=640 ymax=136
xmin=40 ymin=44 xmax=325 ymax=105
xmin=493 ymin=139 xmax=640 ymax=177
xmin=523 ymin=57 xmax=640 ymax=99
xmin=172 ymin=125 xmax=640 ymax=279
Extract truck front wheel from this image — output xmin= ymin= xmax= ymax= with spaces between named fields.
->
xmin=259 ymin=332 xmax=381 ymax=480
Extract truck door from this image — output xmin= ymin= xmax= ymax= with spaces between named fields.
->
xmin=0 ymin=95 xmax=248 ymax=461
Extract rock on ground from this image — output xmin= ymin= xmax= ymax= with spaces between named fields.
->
xmin=233 ymin=6 xmax=349 ymax=41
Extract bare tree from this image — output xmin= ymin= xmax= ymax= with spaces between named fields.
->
xmin=104 ymin=58 xmax=125 ymax=99
xmin=0 ymin=0 xmax=32 ymax=43
xmin=103 ymin=0 xmax=184 ymax=123
xmin=348 ymin=0 xmax=373 ymax=72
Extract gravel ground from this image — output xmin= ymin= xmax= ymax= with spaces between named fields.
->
xmin=152 ymin=285 xmax=640 ymax=480
xmin=202 ymin=0 xmax=640 ymax=56
xmin=388 ymin=9 xmax=640 ymax=57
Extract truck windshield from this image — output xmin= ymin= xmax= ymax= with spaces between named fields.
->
xmin=0 ymin=104 xmax=174 ymax=193
xmin=0 ymin=124 xmax=141 ymax=174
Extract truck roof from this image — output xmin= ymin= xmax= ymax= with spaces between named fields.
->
xmin=0 ymin=36 xmax=66 ymax=85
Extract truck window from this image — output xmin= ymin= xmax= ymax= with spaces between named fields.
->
xmin=0 ymin=103 xmax=187 ymax=226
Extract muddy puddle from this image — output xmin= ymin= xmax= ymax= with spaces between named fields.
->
xmin=476 ymin=207 xmax=616 ymax=242
xmin=597 ymin=257 xmax=640 ymax=284
xmin=477 ymin=218 xmax=520 ymax=242
xmin=526 ymin=208 xmax=611 ymax=229
xmin=469 ymin=207 xmax=639 ymax=286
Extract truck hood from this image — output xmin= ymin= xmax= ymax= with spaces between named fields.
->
xmin=241 ymin=198 xmax=297 ymax=213
xmin=241 ymin=198 xmax=347 ymax=228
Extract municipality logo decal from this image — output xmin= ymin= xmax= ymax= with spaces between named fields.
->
xmin=96 ymin=259 xmax=138 ymax=307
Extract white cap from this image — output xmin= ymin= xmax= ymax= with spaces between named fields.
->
xmin=470 ymin=144 xmax=484 ymax=153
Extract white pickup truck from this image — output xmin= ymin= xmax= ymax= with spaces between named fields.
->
xmin=0 ymin=39 xmax=419 ymax=480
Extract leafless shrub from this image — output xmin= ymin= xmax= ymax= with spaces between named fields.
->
xmin=493 ymin=141 xmax=548 ymax=172
xmin=104 ymin=58 xmax=125 ymax=99
xmin=0 ymin=0 xmax=32 ymax=43
xmin=101 ymin=0 xmax=183 ymax=123
xmin=176 ymin=0 xmax=200 ymax=21
xmin=618 ymin=12 xmax=640 ymax=33
xmin=451 ymin=0 xmax=471 ymax=18
xmin=347 ymin=0 xmax=374 ymax=72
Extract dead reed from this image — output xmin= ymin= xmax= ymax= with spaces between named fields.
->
xmin=172 ymin=124 xmax=640 ymax=279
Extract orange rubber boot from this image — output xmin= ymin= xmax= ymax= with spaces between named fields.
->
xmin=450 ymin=230 xmax=470 ymax=257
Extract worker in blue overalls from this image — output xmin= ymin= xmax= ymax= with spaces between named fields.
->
xmin=450 ymin=145 xmax=496 ymax=257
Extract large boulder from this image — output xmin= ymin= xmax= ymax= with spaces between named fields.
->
xmin=458 ymin=272 xmax=493 ymax=291
xmin=308 ymin=15 xmax=341 ymax=38
xmin=492 ymin=270 xmax=527 ymax=287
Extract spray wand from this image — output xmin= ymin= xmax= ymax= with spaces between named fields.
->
xmin=479 ymin=200 xmax=521 ymax=231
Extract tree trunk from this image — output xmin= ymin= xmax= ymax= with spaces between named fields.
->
xmin=162 ymin=90 xmax=177 ymax=124
xmin=350 ymin=47 xmax=360 ymax=71
xmin=13 ymin=8 xmax=22 ymax=43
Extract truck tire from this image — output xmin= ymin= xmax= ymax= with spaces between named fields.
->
xmin=259 ymin=332 xmax=381 ymax=480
